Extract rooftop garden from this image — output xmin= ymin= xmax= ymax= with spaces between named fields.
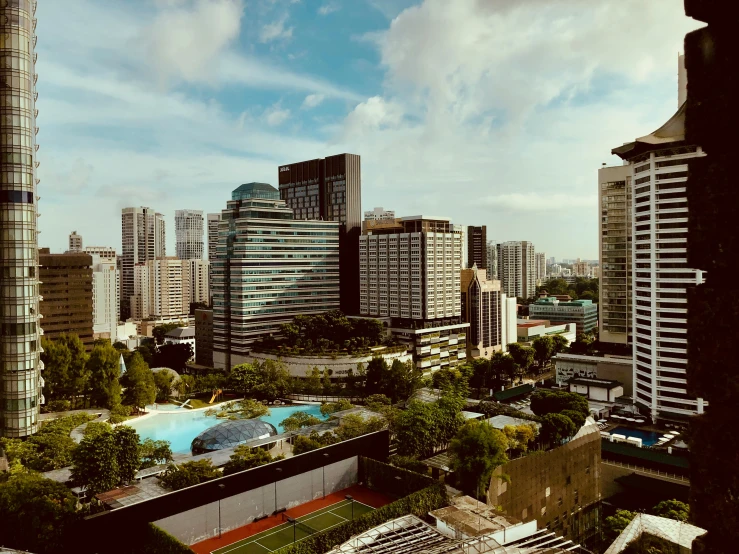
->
xmin=253 ymin=310 xmax=399 ymax=356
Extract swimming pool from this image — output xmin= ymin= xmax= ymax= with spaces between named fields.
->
xmin=609 ymin=426 xmax=662 ymax=447
xmin=129 ymin=404 xmax=325 ymax=454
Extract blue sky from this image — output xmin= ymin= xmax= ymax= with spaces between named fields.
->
xmin=36 ymin=0 xmax=700 ymax=259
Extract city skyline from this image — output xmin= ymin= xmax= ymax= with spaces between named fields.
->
xmin=34 ymin=1 xmax=699 ymax=259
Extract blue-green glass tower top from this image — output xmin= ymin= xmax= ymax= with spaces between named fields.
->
xmin=232 ymin=182 xmax=280 ymax=201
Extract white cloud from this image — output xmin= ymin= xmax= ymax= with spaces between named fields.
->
xmin=142 ymin=0 xmax=244 ymax=85
xmin=302 ymin=93 xmax=326 ymax=109
xmin=264 ymin=104 xmax=291 ymax=126
xmin=260 ymin=14 xmax=293 ymax=43
xmin=318 ymin=3 xmax=340 ymax=15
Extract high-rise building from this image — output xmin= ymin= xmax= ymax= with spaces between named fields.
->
xmin=212 ymin=183 xmax=340 ymax=370
xmin=497 ymin=241 xmax=536 ymax=300
xmin=0 ymin=0 xmax=42 ymax=437
xmin=572 ymin=258 xmax=590 ymax=276
xmin=278 ymin=153 xmax=361 ymax=314
xmin=68 ymin=231 xmax=83 ymax=252
xmin=359 ymin=216 xmax=468 ymax=373
xmin=91 ymin=255 xmax=119 ymax=342
xmin=38 ymin=249 xmax=95 ymax=350
xmin=207 ymin=213 xmax=220 ymax=303
xmin=599 ymin=164 xmax=632 ymax=346
xmin=195 ymin=308 xmax=213 ymax=368
xmin=182 ymin=258 xmax=209 ymax=309
xmin=612 ymin=102 xmax=705 ymax=422
xmin=486 ymin=240 xmax=498 ymax=280
xmin=131 ymin=257 xmax=189 ymax=321
xmin=175 ymin=209 xmax=204 ymax=260
xmin=364 ymin=207 xmax=395 ymax=222
xmin=120 ymin=207 xmax=165 ymax=320
xmin=83 ymin=246 xmax=116 ymax=262
xmin=466 ymin=225 xmax=487 ymax=270
xmin=535 ymin=252 xmax=547 ymax=283
xmin=460 ymin=266 xmax=514 ymax=358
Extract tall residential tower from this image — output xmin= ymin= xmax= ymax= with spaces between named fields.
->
xmin=175 ymin=209 xmax=204 ymax=260
xmin=466 ymin=225 xmax=487 ymax=270
xmin=0 ymin=0 xmax=42 ymax=437
xmin=120 ymin=207 xmax=165 ymax=320
xmin=497 ymin=241 xmax=536 ymax=300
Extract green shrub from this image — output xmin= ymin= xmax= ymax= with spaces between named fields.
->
xmin=389 ymin=455 xmax=428 ymax=474
xmin=529 ymin=390 xmax=589 ymax=418
xmin=359 ymin=457 xmax=435 ymax=498
xmin=46 ymin=399 xmax=72 ymax=413
xmin=274 ymin=482 xmax=448 ymax=554
xmin=103 ymin=523 xmax=193 ymax=554
xmin=159 ymin=460 xmax=220 ymax=491
xmin=471 ymin=401 xmax=542 ymax=423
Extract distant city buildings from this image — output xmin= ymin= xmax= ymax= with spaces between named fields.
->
xmin=175 ymin=209 xmax=204 ymax=260
xmin=121 ymin=207 xmax=166 ymax=320
xmin=363 ymin=206 xmax=395 ymax=222
xmin=278 ymin=153 xmax=361 ymax=314
xmin=460 ymin=266 xmax=516 ymax=358
xmin=131 ymin=257 xmax=189 ymax=321
xmin=182 ymin=258 xmax=209 ymax=308
xmin=528 ymin=296 xmax=598 ymax=335
xmin=83 ymin=246 xmax=116 ymax=262
xmin=207 ymin=213 xmax=220 ymax=302
xmin=535 ymin=251 xmax=547 ymax=284
xmin=612 ymin=100 xmax=706 ymax=422
xmin=68 ymin=231 xmax=83 ymax=252
xmin=212 ymin=183 xmax=340 ymax=370
xmin=572 ymin=258 xmax=590 ymax=276
xmin=38 ymin=249 xmax=95 ymax=350
xmin=486 ymin=240 xmax=498 ymax=280
xmin=360 ymin=215 xmax=467 ymax=373
xmin=497 ymin=240 xmax=536 ymax=299
xmin=466 ymin=225 xmax=487 ymax=270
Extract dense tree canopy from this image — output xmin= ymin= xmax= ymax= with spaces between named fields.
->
xmin=152 ymin=323 xmax=182 ymax=345
xmin=392 ymin=394 xmax=465 ymax=459
xmin=280 ymin=411 xmax=323 ymax=432
xmin=159 ymin=460 xmax=220 ymax=491
xmin=530 ymin=390 xmax=589 ymax=418
xmin=41 ymin=334 xmax=91 ymax=408
xmin=537 ymin=277 xmax=599 ymax=301
xmin=531 ymin=336 xmax=555 ymax=369
xmin=652 ymin=499 xmax=689 ymax=522
xmin=273 ymin=310 xmax=387 ymax=353
xmin=449 ymin=420 xmax=509 ymax=498
xmin=540 ymin=413 xmax=577 ymax=445
xmin=222 ymin=445 xmax=283 ymax=476
xmin=87 ymin=341 xmax=122 ymax=408
xmin=121 ymin=352 xmax=156 ymax=409
xmin=229 ymin=359 xmax=292 ymax=401
xmin=364 ymin=357 xmax=422 ymax=403
xmin=507 ymin=343 xmax=534 ymax=379
xmin=153 ymin=343 xmax=193 ymax=372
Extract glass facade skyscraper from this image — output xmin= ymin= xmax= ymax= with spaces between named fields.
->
xmin=0 ymin=0 xmax=41 ymax=437
xmin=212 ymin=183 xmax=340 ymax=370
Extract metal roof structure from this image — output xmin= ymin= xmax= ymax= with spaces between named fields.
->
xmin=604 ymin=513 xmax=705 ymax=554
xmin=191 ymin=418 xmax=277 ymax=455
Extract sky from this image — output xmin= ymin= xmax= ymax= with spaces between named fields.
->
xmin=36 ymin=0 xmax=701 ymax=260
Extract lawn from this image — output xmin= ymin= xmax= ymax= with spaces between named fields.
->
xmin=212 ymin=498 xmax=374 ymax=554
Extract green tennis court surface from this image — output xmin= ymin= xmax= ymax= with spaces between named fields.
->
xmin=212 ymin=499 xmax=374 ymax=554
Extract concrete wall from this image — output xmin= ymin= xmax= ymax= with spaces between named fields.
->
xmin=597 ymin=361 xmax=633 ymax=397
xmin=154 ymin=457 xmax=358 ymax=545
xmin=245 ymin=350 xmax=412 ymax=378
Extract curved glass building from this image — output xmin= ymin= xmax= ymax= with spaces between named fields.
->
xmin=191 ymin=419 xmax=277 ymax=455
xmin=0 ymin=0 xmax=42 ymax=437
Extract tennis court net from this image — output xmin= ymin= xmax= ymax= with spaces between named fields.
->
xmin=282 ymin=513 xmax=319 ymax=536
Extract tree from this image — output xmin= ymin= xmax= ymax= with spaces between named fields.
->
xmin=121 ymin=352 xmax=156 ymax=409
xmin=152 ymin=370 xmax=175 ymax=402
xmin=604 ymin=509 xmax=636 ymax=542
xmin=71 ymin=428 xmax=120 ymax=495
xmin=531 ymin=336 xmax=555 ymax=370
xmin=320 ymin=398 xmax=354 ymax=416
xmin=392 ymin=394 xmax=464 ymax=459
xmin=0 ymin=473 xmax=79 ymax=554
xmin=652 ymin=499 xmax=689 ymax=522
xmin=432 ymin=367 xmax=470 ymax=399
xmin=502 ymin=423 xmax=538 ymax=453
xmin=551 ymin=334 xmax=569 ymax=355
xmin=530 ymin=390 xmax=589 ymax=419
xmin=540 ymin=413 xmax=577 ymax=446
xmin=365 ymin=357 xmax=388 ymax=396
xmin=153 ymin=343 xmax=193 ymax=372
xmin=490 ymin=352 xmax=517 ymax=387
xmin=448 ymin=420 xmax=509 ymax=498
xmin=222 ymin=445 xmax=283 ymax=476
xmin=333 ymin=413 xmax=385 ymax=441
xmin=385 ymin=358 xmax=423 ymax=403
xmin=364 ymin=394 xmax=391 ymax=411
xmin=152 ymin=322 xmax=181 ymax=345
xmin=86 ymin=341 xmax=122 ymax=408
xmin=158 ymin=460 xmax=220 ymax=491
xmin=138 ymin=438 xmax=173 ymax=469
xmin=280 ymin=411 xmax=322 ymax=431
xmin=561 ymin=409 xmax=586 ymax=430
xmin=112 ymin=340 xmax=128 ymax=351
xmin=569 ymin=332 xmax=595 ymax=355
xmin=229 ymin=363 xmax=262 ymax=397
xmin=321 ymin=368 xmax=333 ymax=395
xmin=229 ymin=360 xmax=292 ymax=401
xmin=507 ymin=343 xmax=534 ymax=379
xmin=40 ymin=336 xmax=71 ymax=403
xmin=305 ymin=366 xmax=323 ymax=395
xmin=292 ymin=431 xmax=337 ymax=455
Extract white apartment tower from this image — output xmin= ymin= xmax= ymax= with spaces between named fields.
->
xmin=486 ymin=240 xmax=498 ymax=280
xmin=183 ymin=259 xmax=210 ymax=307
xmin=131 ymin=257 xmax=189 ymax=321
xmin=175 ymin=209 xmax=204 ymax=260
xmin=535 ymin=252 xmax=547 ymax=284
xmin=497 ymin=241 xmax=536 ymax=299
xmin=91 ymin=255 xmax=119 ymax=341
xmin=360 ymin=217 xmax=463 ymax=321
xmin=121 ymin=207 xmax=166 ymax=320
xmin=68 ymin=231 xmax=83 ymax=252
xmin=207 ymin=213 xmax=221 ymax=301
xmin=612 ymin=102 xmax=705 ymax=422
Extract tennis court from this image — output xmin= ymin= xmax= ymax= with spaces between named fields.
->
xmin=212 ymin=498 xmax=374 ymax=554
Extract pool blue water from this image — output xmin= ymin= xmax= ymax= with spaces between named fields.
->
xmin=610 ymin=426 xmax=662 ymax=446
xmin=129 ymin=404 xmax=324 ymax=454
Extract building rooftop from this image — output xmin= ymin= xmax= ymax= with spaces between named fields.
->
xmin=612 ymin=102 xmax=686 ymax=160
xmin=231 ymin=182 xmax=280 ymax=201
xmin=165 ymin=326 xmax=195 ymax=338
xmin=569 ymin=377 xmax=622 ymax=390
xmin=429 ymin=496 xmax=520 ymax=538
xmin=553 ymin=353 xmax=632 ymax=365
xmin=484 ymin=414 xmax=541 ymax=430
xmin=604 ymin=513 xmax=705 ymax=554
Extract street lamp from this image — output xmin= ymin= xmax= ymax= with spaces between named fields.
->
xmin=322 ymin=453 xmax=329 ymax=498
xmin=218 ymin=483 xmax=226 ymax=538
xmin=345 ymin=494 xmax=354 ymax=520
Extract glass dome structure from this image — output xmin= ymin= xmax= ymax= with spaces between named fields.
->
xmin=190 ymin=419 xmax=278 ymax=455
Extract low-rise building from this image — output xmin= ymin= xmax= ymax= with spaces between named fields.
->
xmin=163 ymin=327 xmax=196 ymax=360
xmin=516 ymin=319 xmax=576 ymax=345
xmin=568 ymin=377 xmax=623 ymax=402
xmin=528 ymin=297 xmax=598 ymax=335
xmin=554 ymin=353 xmax=633 ymax=396
xmin=389 ymin=322 xmax=469 ymax=373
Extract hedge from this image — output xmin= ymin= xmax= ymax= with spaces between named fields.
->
xmin=359 ymin=456 xmax=435 ymax=498
xmin=273 ymin=481 xmax=448 ymax=554
xmin=102 ymin=523 xmax=193 ymax=554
